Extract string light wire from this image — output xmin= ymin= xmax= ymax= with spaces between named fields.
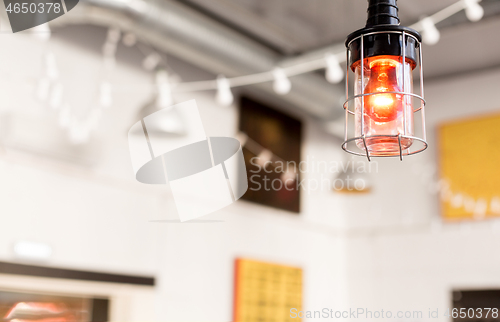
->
xmin=170 ymin=0 xmax=483 ymax=93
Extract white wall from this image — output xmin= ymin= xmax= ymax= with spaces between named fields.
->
xmin=0 ymin=27 xmax=350 ymax=321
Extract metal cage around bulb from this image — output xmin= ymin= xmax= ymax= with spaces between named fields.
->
xmin=343 ymin=26 xmax=428 ymax=161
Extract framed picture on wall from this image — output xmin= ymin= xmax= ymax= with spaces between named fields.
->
xmin=239 ymin=97 xmax=302 ymax=213
xmin=0 ymin=290 xmax=109 ymax=322
xmin=438 ymin=112 xmax=500 ymax=221
xmin=452 ymin=290 xmax=500 ymax=321
xmin=233 ymin=258 xmax=302 ymax=322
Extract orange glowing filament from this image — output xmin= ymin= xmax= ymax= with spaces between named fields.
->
xmin=364 ymin=56 xmax=403 ymax=123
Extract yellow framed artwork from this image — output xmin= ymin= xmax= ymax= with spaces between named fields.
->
xmin=233 ymin=258 xmax=302 ymax=322
xmin=439 ymin=112 xmax=500 ymax=221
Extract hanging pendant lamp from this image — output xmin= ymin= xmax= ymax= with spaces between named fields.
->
xmin=343 ymin=0 xmax=427 ymax=161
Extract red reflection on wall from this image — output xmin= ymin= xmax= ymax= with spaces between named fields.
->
xmin=4 ymin=302 xmax=76 ymax=322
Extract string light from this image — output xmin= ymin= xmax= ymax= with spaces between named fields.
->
xmin=325 ymin=54 xmax=344 ymax=84
xmin=216 ymin=76 xmax=234 ymax=106
xmin=491 ymin=197 xmax=500 ymax=215
xmin=142 ymin=52 xmax=161 ymax=71
xmin=280 ymin=170 xmax=297 ymax=186
xmin=106 ymin=27 xmax=121 ymax=44
xmin=31 ymin=0 xmax=475 ymax=120
xmin=156 ymin=0 xmax=472 ymax=93
xmin=420 ymin=17 xmax=441 ymax=46
xmin=272 ymin=68 xmax=292 ymax=95
xmin=237 ymin=131 xmax=297 ymax=185
xmin=122 ymin=32 xmax=137 ymax=47
xmin=450 ymin=193 xmax=464 ymax=208
xmin=235 ymin=132 xmax=248 ymax=147
xmin=474 ymin=199 xmax=488 ymax=219
xmin=256 ymin=149 xmax=273 ymax=167
xmin=464 ymin=0 xmax=484 ymax=22
xmin=102 ymin=28 xmax=120 ymax=70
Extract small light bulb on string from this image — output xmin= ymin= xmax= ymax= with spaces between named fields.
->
xmin=31 ymin=23 xmax=51 ymax=41
xmin=325 ymin=54 xmax=344 ymax=84
xmin=450 ymin=193 xmax=463 ymax=209
xmin=281 ymin=169 xmax=297 ymax=186
xmin=99 ymin=81 xmax=113 ymax=108
xmin=122 ymin=32 xmax=137 ymax=47
xmin=49 ymin=82 xmax=64 ymax=109
xmin=256 ymin=149 xmax=273 ymax=168
xmin=142 ymin=52 xmax=161 ymax=71
xmin=421 ymin=17 xmax=440 ymax=45
xmin=106 ymin=27 xmax=121 ymax=44
xmin=463 ymin=195 xmax=476 ymax=214
xmin=102 ymin=28 xmax=120 ymax=71
xmin=491 ymin=197 xmax=500 ymax=215
xmin=216 ymin=76 xmax=234 ymax=106
xmin=473 ymin=198 xmax=487 ymax=220
xmin=272 ymin=68 xmax=291 ymax=95
xmin=156 ymin=69 xmax=173 ymax=109
xmin=464 ymin=0 xmax=484 ymax=22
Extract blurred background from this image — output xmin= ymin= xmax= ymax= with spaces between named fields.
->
xmin=0 ymin=0 xmax=499 ymax=321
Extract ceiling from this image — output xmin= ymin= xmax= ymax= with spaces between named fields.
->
xmin=176 ymin=0 xmax=469 ymax=54
xmin=176 ymin=0 xmax=500 ymax=79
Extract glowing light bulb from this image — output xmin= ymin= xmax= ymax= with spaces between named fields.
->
xmin=464 ymin=0 xmax=484 ymax=22
xmin=216 ymin=76 xmax=234 ymax=106
xmin=353 ymin=54 xmax=416 ymax=154
xmin=325 ymin=54 xmax=344 ymax=84
xmin=363 ymin=57 xmax=402 ymax=123
xmin=421 ymin=17 xmax=440 ymax=46
xmin=272 ymin=68 xmax=291 ymax=95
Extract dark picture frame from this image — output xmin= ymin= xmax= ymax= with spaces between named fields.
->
xmin=239 ymin=97 xmax=302 ymax=213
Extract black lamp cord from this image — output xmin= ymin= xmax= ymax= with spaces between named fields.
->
xmin=366 ymin=0 xmax=400 ymax=27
